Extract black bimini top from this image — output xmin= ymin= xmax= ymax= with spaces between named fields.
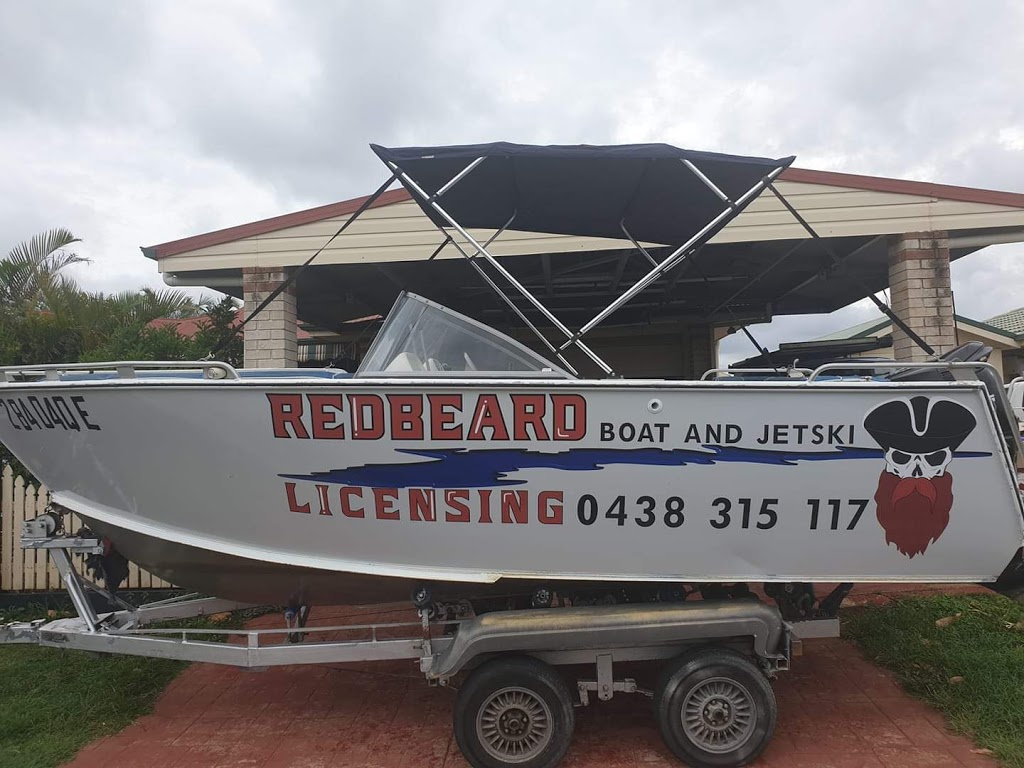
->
xmin=372 ymin=142 xmax=795 ymax=246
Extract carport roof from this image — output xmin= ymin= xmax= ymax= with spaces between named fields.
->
xmin=142 ymin=165 xmax=1024 ymax=334
xmin=143 ymin=168 xmax=1024 ymax=261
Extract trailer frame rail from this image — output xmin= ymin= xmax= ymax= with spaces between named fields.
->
xmin=0 ymin=527 xmax=835 ymax=686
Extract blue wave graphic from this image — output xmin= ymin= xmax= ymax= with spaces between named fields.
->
xmin=278 ymin=446 xmax=990 ymax=490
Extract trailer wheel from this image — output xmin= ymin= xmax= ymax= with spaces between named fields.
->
xmin=655 ymin=648 xmax=776 ymax=768
xmin=454 ymin=656 xmax=575 ymax=768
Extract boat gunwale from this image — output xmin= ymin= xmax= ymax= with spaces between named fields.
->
xmin=0 ymin=376 xmax=1001 ymax=392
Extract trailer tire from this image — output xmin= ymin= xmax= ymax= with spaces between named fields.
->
xmin=454 ymin=656 xmax=575 ymax=768
xmin=655 ymin=648 xmax=776 ymax=768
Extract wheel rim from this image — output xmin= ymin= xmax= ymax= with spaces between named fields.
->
xmin=680 ymin=676 xmax=756 ymax=754
xmin=476 ymin=685 xmax=553 ymax=763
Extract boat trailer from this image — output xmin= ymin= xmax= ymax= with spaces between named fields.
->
xmin=2 ymin=525 xmax=838 ymax=767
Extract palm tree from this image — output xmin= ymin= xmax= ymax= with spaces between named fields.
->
xmin=0 ymin=228 xmax=88 ymax=311
xmin=72 ymin=287 xmax=207 ymax=353
xmin=104 ymin=287 xmax=206 ymax=324
xmin=1 ymin=229 xmax=208 ymax=362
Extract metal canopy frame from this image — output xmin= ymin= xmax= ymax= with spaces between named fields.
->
xmin=233 ymin=144 xmax=934 ymax=377
xmin=382 ymin=159 xmax=611 ymax=375
xmin=376 ymin=154 xmax=793 ymax=377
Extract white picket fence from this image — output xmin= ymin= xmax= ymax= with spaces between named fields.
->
xmin=1 ymin=464 xmax=173 ymax=592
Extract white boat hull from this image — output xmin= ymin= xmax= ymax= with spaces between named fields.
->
xmin=2 ymin=376 xmax=1023 ymax=604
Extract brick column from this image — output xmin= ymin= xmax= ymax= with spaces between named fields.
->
xmin=242 ymin=267 xmax=298 ymax=368
xmin=888 ymin=231 xmax=955 ymax=362
xmin=683 ymin=324 xmax=717 ymax=379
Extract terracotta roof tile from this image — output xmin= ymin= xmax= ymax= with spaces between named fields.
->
xmin=146 ymin=312 xmax=313 ymax=339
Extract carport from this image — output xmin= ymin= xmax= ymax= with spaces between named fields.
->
xmin=142 ymin=147 xmax=1024 ymax=377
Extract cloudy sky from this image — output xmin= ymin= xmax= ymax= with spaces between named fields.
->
xmin=3 ymin=1 xmax=1024 ymax=363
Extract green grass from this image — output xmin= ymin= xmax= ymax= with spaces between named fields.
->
xmin=0 ymin=605 xmax=249 ymax=768
xmin=844 ymin=593 xmax=1024 ymax=768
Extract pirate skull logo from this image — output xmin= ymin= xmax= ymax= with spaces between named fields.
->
xmin=882 ymin=447 xmax=952 ymax=479
xmin=864 ymin=396 xmax=976 ymax=558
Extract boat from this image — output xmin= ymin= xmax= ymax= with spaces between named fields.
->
xmin=2 ymin=142 xmax=1023 ymax=614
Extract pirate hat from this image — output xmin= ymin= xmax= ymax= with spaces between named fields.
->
xmin=864 ymin=396 xmax=976 ymax=454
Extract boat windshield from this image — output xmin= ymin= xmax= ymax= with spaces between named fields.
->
xmin=356 ymin=292 xmax=570 ymax=377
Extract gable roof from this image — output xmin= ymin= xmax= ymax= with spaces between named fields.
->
xmin=142 ymin=188 xmax=412 ymax=260
xmin=985 ymin=306 xmax=1024 ymax=339
xmin=815 ymin=313 xmax=1020 ymax=345
xmin=143 ymin=166 xmax=1024 ymax=260
xmin=781 ymin=168 xmax=1024 ymax=209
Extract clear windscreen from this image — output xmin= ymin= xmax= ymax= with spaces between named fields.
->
xmin=356 ymin=292 xmax=569 ymax=377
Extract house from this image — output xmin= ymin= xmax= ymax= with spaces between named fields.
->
xmin=740 ymin=308 xmax=1024 ymax=381
xmin=143 ymin=153 xmax=1024 ymax=378
xmin=146 ymin=311 xmax=381 ymax=369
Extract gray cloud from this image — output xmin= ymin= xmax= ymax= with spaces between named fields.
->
xmin=1 ymin=0 xmax=1023 ymax=352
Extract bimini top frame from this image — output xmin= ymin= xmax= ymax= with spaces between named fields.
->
xmin=371 ymin=142 xmax=795 ymax=376
xmin=233 ymin=142 xmax=936 ymax=376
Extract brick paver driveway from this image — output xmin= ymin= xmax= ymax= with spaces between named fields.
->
xmin=66 ymin=596 xmax=999 ymax=768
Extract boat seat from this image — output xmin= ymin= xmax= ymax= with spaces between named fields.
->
xmin=887 ymin=341 xmax=991 ymax=383
xmin=977 ymin=362 xmax=1020 ymax=462
xmin=384 ymin=352 xmax=426 ymax=372
xmin=887 ymin=342 xmax=1018 ymax=461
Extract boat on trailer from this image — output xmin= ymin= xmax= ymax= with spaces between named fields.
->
xmin=3 ymin=142 xmax=1024 ymax=768
xmin=2 ymin=141 xmax=1022 ymax=610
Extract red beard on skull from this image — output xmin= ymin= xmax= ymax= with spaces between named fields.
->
xmin=874 ymin=471 xmax=954 ymax=557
